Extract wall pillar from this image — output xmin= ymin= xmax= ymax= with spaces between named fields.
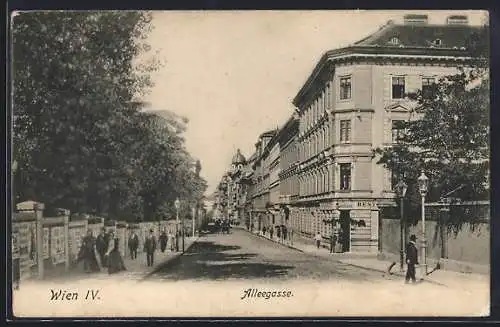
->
xmin=33 ymin=203 xmax=45 ymax=279
xmin=61 ymin=209 xmax=70 ymax=272
xmin=371 ymin=205 xmax=380 ymax=253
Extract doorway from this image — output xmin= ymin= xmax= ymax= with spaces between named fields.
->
xmin=339 ymin=210 xmax=351 ymax=252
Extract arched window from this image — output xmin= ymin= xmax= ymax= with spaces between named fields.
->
xmin=389 ymin=37 xmax=400 ymax=45
xmin=434 ymin=38 xmax=442 ymax=46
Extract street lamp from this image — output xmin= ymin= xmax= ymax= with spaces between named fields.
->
xmin=191 ymin=203 xmax=196 ymax=238
xmin=174 ymin=198 xmax=180 ymax=252
xmin=417 ymin=171 xmax=429 ymax=277
xmin=394 ymin=179 xmax=408 ymax=272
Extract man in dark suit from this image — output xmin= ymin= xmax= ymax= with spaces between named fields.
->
xmin=95 ymin=228 xmax=108 ymax=267
xmin=405 ymin=234 xmax=419 ymax=283
xmin=144 ymin=229 xmax=157 ymax=267
xmin=128 ymin=231 xmax=139 ymax=260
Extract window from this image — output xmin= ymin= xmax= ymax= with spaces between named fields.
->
xmin=340 ymin=120 xmax=351 ymax=144
xmin=422 ymin=77 xmax=435 ymax=98
xmin=391 ymin=120 xmax=405 ymax=144
xmin=340 ymin=163 xmax=351 ymax=191
xmin=392 ymin=76 xmax=405 ymax=99
xmin=389 ymin=37 xmax=400 ymax=45
xmin=434 ymin=39 xmax=442 ymax=46
xmin=340 ymin=76 xmax=352 ymax=100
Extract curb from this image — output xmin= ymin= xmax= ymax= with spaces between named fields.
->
xmin=339 ymin=260 xmax=448 ymax=287
xmin=245 ymin=229 xmax=449 ymax=287
xmin=141 ymin=237 xmax=199 ymax=280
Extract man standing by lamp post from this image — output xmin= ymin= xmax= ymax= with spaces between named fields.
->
xmin=174 ymin=198 xmax=180 ymax=252
xmin=395 ymin=179 xmax=408 ymax=272
xmin=417 ymin=171 xmax=429 ymax=279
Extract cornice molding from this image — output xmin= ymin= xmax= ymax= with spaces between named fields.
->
xmin=293 ymin=47 xmax=473 ymax=108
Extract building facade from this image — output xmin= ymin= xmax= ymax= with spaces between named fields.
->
xmin=277 ymin=115 xmax=300 ymax=238
xmin=215 ymin=13 xmax=480 ymax=253
xmin=249 ymin=130 xmax=277 ymax=231
xmin=290 ymin=14 xmax=478 ymax=253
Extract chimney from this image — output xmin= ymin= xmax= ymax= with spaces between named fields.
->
xmin=446 ymin=15 xmax=468 ymax=25
xmin=404 ymin=14 xmax=428 ymax=25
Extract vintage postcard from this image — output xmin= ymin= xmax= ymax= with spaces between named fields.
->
xmin=10 ymin=10 xmax=490 ymax=318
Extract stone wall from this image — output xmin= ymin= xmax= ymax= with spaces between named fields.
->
xmin=379 ymin=201 xmax=489 ymax=273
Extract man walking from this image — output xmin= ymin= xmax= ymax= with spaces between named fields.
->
xmin=128 ymin=230 xmax=139 ymax=260
xmin=330 ymin=234 xmax=337 ymax=253
xmin=168 ymin=231 xmax=175 ymax=252
xmin=315 ymin=232 xmax=322 ymax=249
xmin=144 ymin=229 xmax=157 ymax=267
xmin=405 ymin=234 xmax=419 ymax=284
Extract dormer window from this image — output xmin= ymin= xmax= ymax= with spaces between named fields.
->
xmin=434 ymin=39 xmax=442 ymax=46
xmin=389 ymin=37 xmax=400 ymax=45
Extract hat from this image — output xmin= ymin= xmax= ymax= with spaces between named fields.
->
xmin=410 ymin=234 xmax=416 ymax=241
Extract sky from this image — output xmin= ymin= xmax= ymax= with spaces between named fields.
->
xmin=141 ymin=10 xmax=487 ymax=195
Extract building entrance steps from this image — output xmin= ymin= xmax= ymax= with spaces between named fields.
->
xmin=245 ymin=228 xmax=488 ymax=288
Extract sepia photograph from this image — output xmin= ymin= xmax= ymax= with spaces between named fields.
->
xmin=10 ymin=10 xmax=490 ymax=318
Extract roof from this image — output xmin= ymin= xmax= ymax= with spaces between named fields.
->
xmin=276 ymin=113 xmax=299 ymax=144
xmin=293 ymin=20 xmax=483 ymax=107
xmin=259 ymin=130 xmax=277 ymax=138
xmin=353 ymin=22 xmax=480 ymax=48
xmin=231 ymin=149 xmax=246 ymax=164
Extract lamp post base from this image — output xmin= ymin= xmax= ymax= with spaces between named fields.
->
xmin=416 ymin=264 xmax=428 ymax=280
xmin=399 ymin=250 xmax=405 ymax=272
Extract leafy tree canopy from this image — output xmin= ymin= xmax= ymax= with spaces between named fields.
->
xmin=12 ymin=11 xmax=207 ymax=222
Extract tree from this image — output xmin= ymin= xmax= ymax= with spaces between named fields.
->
xmin=374 ymin=26 xmax=489 ymax=226
xmin=12 ymin=12 xmax=208 ymax=221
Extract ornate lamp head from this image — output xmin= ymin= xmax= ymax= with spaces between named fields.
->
xmin=417 ymin=171 xmax=429 ymax=196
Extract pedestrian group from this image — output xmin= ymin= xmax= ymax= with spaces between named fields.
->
xmin=76 ymin=227 xmax=179 ymax=274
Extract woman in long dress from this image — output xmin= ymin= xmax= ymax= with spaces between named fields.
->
xmin=77 ymin=230 xmax=100 ymax=273
xmin=106 ymin=233 xmax=126 ymax=274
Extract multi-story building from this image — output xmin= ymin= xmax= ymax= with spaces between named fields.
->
xmin=249 ymin=130 xmax=277 ymax=231
xmin=215 ymin=149 xmax=255 ymax=227
xmin=290 ymin=14 xmax=479 ymax=253
xmin=266 ymin=137 xmax=281 ymax=233
xmin=214 ymin=174 xmax=229 ymax=220
xmin=277 ymin=115 xmax=300 ymax=236
xmin=243 ymin=152 xmax=257 ymax=229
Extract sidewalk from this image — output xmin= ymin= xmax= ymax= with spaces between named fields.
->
xmin=126 ymin=236 xmax=198 ymax=280
xmin=39 ymin=237 xmax=199 ymax=283
xmin=245 ymin=229 xmax=488 ymax=288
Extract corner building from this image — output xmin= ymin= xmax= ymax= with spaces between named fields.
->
xmin=290 ymin=14 xmax=478 ymax=253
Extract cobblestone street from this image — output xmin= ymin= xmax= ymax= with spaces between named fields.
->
xmin=149 ymin=229 xmax=408 ymax=282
